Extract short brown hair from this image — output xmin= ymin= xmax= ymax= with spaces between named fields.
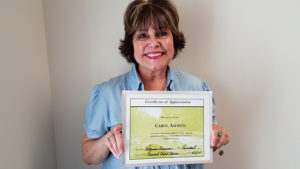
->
xmin=119 ymin=0 xmax=185 ymax=63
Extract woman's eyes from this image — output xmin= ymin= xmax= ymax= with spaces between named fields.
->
xmin=138 ymin=33 xmax=147 ymax=39
xmin=157 ymin=31 xmax=167 ymax=37
xmin=136 ymin=31 xmax=168 ymax=39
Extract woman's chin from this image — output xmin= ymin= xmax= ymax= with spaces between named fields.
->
xmin=148 ymin=64 xmax=168 ymax=72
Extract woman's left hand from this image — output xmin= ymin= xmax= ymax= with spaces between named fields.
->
xmin=211 ymin=124 xmax=230 ymax=152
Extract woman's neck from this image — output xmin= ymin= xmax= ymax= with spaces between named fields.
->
xmin=137 ymin=66 xmax=168 ymax=91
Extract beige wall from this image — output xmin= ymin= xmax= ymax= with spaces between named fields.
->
xmin=0 ymin=0 xmax=56 ymax=169
xmin=45 ymin=0 xmax=300 ymax=169
xmin=45 ymin=0 xmax=299 ymax=169
xmin=2 ymin=0 xmax=298 ymax=169
xmin=172 ymin=1 xmax=300 ymax=169
xmin=43 ymin=0 xmax=131 ymax=168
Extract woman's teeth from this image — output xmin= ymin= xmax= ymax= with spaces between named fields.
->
xmin=146 ymin=53 xmax=163 ymax=57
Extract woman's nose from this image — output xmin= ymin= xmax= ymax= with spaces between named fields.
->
xmin=148 ymin=37 xmax=160 ymax=47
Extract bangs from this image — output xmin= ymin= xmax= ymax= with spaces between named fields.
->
xmin=130 ymin=4 xmax=173 ymax=32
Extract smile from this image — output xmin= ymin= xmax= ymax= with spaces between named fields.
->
xmin=144 ymin=52 xmax=165 ymax=60
xmin=146 ymin=53 xmax=163 ymax=57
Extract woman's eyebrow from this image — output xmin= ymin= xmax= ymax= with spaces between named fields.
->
xmin=137 ymin=28 xmax=148 ymax=32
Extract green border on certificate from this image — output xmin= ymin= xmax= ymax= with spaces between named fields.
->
xmin=122 ymin=91 xmax=212 ymax=167
xmin=130 ymin=106 xmax=204 ymax=159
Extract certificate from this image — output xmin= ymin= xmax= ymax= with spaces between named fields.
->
xmin=122 ymin=91 xmax=213 ymax=167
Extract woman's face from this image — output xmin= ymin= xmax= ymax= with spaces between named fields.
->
xmin=132 ymin=26 xmax=174 ymax=74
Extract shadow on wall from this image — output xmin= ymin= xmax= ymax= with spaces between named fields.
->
xmin=172 ymin=1 xmax=277 ymax=169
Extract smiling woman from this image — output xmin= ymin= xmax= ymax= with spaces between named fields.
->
xmin=132 ymin=26 xmax=175 ymax=77
xmin=81 ymin=0 xmax=230 ymax=169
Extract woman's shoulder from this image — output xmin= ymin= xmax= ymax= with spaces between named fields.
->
xmin=88 ymin=73 xmax=129 ymax=102
xmin=172 ymin=69 xmax=204 ymax=81
xmin=171 ymin=69 xmax=212 ymax=91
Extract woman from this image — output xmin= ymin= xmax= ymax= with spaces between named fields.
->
xmin=82 ymin=0 xmax=230 ymax=168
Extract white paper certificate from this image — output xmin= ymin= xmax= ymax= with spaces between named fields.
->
xmin=122 ymin=91 xmax=213 ymax=167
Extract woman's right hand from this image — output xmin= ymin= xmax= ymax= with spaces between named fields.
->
xmin=105 ymin=124 xmax=124 ymax=158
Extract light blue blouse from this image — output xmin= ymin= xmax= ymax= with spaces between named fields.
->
xmin=84 ymin=64 xmax=216 ymax=169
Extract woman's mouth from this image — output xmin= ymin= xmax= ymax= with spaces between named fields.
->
xmin=145 ymin=52 xmax=165 ymax=59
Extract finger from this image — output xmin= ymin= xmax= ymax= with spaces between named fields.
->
xmin=211 ymin=128 xmax=220 ymax=147
xmin=224 ymin=134 xmax=230 ymax=145
xmin=217 ymin=134 xmax=225 ymax=148
xmin=114 ymin=124 xmax=122 ymax=132
xmin=114 ymin=125 xmax=124 ymax=155
xmin=109 ymin=133 xmax=119 ymax=157
xmin=219 ymin=129 xmax=230 ymax=147
xmin=105 ymin=134 xmax=118 ymax=157
xmin=211 ymin=136 xmax=220 ymax=152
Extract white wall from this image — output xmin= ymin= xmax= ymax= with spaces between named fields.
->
xmin=43 ymin=0 xmax=130 ymax=169
xmin=0 ymin=0 xmax=56 ymax=169
xmin=43 ymin=0 xmax=300 ymax=169
xmin=172 ymin=1 xmax=300 ymax=169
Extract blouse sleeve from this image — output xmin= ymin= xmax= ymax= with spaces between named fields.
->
xmin=83 ymin=85 xmax=109 ymax=138
xmin=201 ymin=81 xmax=218 ymax=124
